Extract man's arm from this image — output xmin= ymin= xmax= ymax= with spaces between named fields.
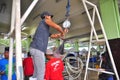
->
xmin=45 ymin=18 xmax=64 ymax=36
xmin=0 ymin=64 xmax=5 ymax=75
xmin=50 ymin=33 xmax=61 ymax=38
xmin=50 ymin=28 xmax=68 ymax=39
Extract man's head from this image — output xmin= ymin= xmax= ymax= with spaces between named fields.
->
xmin=40 ymin=11 xmax=53 ymax=19
xmin=45 ymin=49 xmax=54 ymax=60
xmin=4 ymin=47 xmax=9 ymax=59
xmin=27 ymin=52 xmax=31 ymax=57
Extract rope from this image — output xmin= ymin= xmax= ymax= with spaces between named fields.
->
xmin=64 ymin=56 xmax=83 ymax=79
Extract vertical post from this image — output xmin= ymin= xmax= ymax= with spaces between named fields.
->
xmin=15 ymin=0 xmax=23 ymax=80
xmin=74 ymin=39 xmax=79 ymax=52
xmin=26 ymin=37 xmax=32 ymax=52
xmin=8 ymin=0 xmax=16 ymax=79
xmin=55 ymin=39 xmax=60 ymax=47
xmin=8 ymin=0 xmax=16 ymax=35
xmin=8 ymin=38 xmax=14 ymax=80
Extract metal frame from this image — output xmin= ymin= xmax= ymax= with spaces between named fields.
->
xmin=82 ymin=0 xmax=120 ymax=80
xmin=7 ymin=0 xmax=119 ymax=80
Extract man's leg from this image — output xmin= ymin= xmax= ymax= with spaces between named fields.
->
xmin=30 ymin=47 xmax=45 ymax=80
xmin=35 ymin=50 xmax=45 ymax=80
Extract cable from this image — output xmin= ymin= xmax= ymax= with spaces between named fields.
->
xmin=64 ymin=56 xmax=83 ymax=79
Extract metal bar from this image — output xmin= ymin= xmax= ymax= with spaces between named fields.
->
xmin=88 ymin=68 xmax=114 ymax=75
xmin=85 ymin=1 xmax=96 ymax=7
xmin=82 ymin=0 xmax=98 ymax=41
xmin=15 ymin=0 xmax=23 ymax=80
xmin=7 ymin=0 xmax=16 ymax=36
xmin=91 ymin=39 xmax=105 ymax=43
xmin=84 ymin=28 xmax=93 ymax=80
xmin=92 ymin=7 xmax=95 ymax=25
xmin=21 ymin=0 xmax=39 ymax=26
xmin=8 ymin=38 xmax=14 ymax=80
xmin=8 ymin=0 xmax=16 ymax=79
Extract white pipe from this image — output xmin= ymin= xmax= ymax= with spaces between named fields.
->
xmin=84 ymin=28 xmax=93 ymax=80
xmin=8 ymin=0 xmax=16 ymax=79
xmin=15 ymin=0 xmax=23 ymax=80
xmin=92 ymin=8 xmax=95 ymax=25
xmin=88 ymin=68 xmax=114 ymax=75
xmin=7 ymin=0 xmax=16 ymax=36
xmin=21 ymin=0 xmax=39 ymax=26
xmin=8 ymin=38 xmax=14 ymax=80
xmin=85 ymin=1 xmax=96 ymax=7
xmin=82 ymin=0 xmax=98 ymax=40
xmin=8 ymin=0 xmax=39 ymax=36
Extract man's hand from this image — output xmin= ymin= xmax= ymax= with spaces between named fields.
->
xmin=60 ymin=28 xmax=68 ymax=36
xmin=50 ymin=28 xmax=68 ymax=39
xmin=64 ymin=28 xmax=69 ymax=34
xmin=0 ymin=71 xmax=5 ymax=75
xmin=60 ymin=28 xmax=69 ymax=39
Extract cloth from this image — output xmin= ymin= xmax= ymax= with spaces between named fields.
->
xmin=23 ymin=57 xmax=34 ymax=76
xmin=0 ymin=58 xmax=16 ymax=80
xmin=30 ymin=47 xmax=45 ymax=80
xmin=44 ymin=58 xmax=64 ymax=80
xmin=99 ymin=74 xmax=113 ymax=80
xmin=30 ymin=19 xmax=50 ymax=53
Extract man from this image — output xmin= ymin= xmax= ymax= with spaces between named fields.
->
xmin=44 ymin=49 xmax=64 ymax=80
xmin=0 ymin=47 xmax=16 ymax=80
xmin=99 ymin=53 xmax=114 ymax=80
xmin=23 ymin=52 xmax=34 ymax=80
xmin=30 ymin=11 xmax=68 ymax=80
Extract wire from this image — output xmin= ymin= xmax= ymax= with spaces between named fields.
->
xmin=64 ymin=56 xmax=83 ymax=79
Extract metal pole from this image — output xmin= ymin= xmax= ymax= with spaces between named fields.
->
xmin=84 ymin=28 xmax=93 ymax=80
xmin=8 ymin=0 xmax=16 ymax=36
xmin=8 ymin=0 xmax=16 ymax=79
xmin=82 ymin=0 xmax=98 ymax=40
xmin=15 ymin=0 xmax=23 ymax=80
xmin=8 ymin=37 xmax=14 ymax=80
xmin=21 ymin=0 xmax=39 ymax=25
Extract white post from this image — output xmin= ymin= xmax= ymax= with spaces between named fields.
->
xmin=21 ymin=0 xmax=39 ymax=25
xmin=15 ymin=0 xmax=23 ymax=80
xmin=8 ymin=38 xmax=14 ymax=80
xmin=8 ymin=0 xmax=16 ymax=79
xmin=8 ymin=0 xmax=16 ymax=36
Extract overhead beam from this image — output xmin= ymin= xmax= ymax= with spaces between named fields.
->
xmin=21 ymin=0 xmax=39 ymax=26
